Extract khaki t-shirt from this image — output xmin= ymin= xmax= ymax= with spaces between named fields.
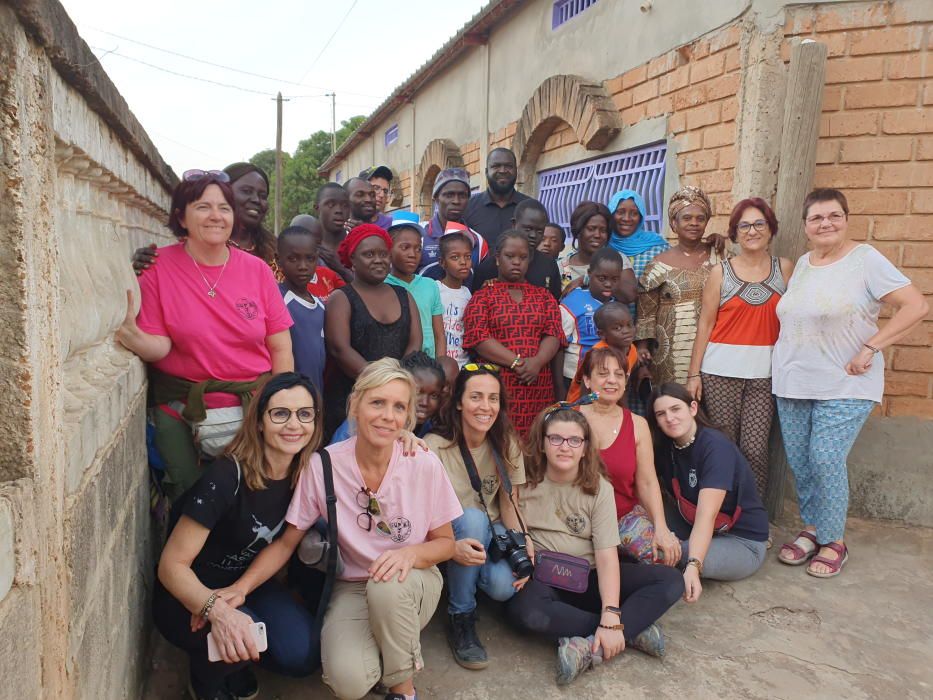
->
xmin=520 ymin=475 xmax=621 ymax=566
xmin=425 ymin=433 xmax=526 ymax=522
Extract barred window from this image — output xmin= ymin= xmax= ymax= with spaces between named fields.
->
xmin=552 ymin=0 xmax=599 ymax=29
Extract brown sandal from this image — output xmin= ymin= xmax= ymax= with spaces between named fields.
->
xmin=777 ymin=530 xmax=818 ymax=566
xmin=807 ymin=542 xmax=848 ymax=578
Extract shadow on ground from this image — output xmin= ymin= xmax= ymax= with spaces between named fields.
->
xmin=144 ymin=518 xmax=933 ymax=699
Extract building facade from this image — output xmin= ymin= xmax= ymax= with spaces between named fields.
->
xmin=320 ymin=0 xmax=932 ymax=524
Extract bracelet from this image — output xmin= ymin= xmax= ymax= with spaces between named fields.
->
xmin=686 ymin=374 xmax=700 ymax=379
xmin=864 ymin=343 xmax=880 ymax=354
xmin=598 ymin=622 xmax=624 ymax=631
xmin=510 ymin=354 xmax=522 ymax=370
xmin=199 ymin=592 xmax=218 ymax=620
xmin=686 ymin=557 xmax=704 ymax=576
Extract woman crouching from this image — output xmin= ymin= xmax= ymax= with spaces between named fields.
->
xmin=507 ymin=408 xmax=683 ymax=685
xmin=649 ymin=383 xmax=770 ymax=603
xmin=230 ymin=358 xmax=461 ymax=700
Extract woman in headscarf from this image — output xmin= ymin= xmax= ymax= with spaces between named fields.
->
xmin=133 ymin=163 xmax=277 ymax=273
xmin=634 ymin=186 xmax=724 ymax=387
xmin=607 ymin=189 xmax=670 ymax=318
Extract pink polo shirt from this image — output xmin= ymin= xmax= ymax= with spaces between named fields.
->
xmin=136 ymin=243 xmax=292 ymax=408
xmin=287 ymin=437 xmax=463 ymax=581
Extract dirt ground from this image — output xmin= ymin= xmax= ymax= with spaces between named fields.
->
xmin=144 ymin=517 xmax=933 ymax=700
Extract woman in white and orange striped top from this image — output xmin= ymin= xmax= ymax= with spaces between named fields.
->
xmin=686 ymin=198 xmax=794 ymax=500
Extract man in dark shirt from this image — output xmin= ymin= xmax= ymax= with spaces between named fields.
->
xmin=463 ymin=147 xmax=529 ymax=250
xmin=471 ymin=198 xmax=561 ymax=300
xmin=359 ymin=165 xmax=394 ymax=230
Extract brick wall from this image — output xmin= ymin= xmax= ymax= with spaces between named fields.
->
xmin=786 ymin=2 xmax=933 ymax=418
xmin=462 ymin=140 xmax=481 ymax=178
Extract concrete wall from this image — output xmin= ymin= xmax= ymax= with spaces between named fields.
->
xmin=0 ymin=0 xmax=173 ymax=696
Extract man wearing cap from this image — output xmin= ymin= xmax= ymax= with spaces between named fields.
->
xmin=463 ymin=147 xmax=529 ymax=250
xmin=418 ymin=167 xmax=488 ymax=278
xmin=359 ymin=165 xmax=395 ymax=230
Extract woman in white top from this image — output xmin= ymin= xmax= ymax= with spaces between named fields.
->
xmin=772 ymin=188 xmax=927 ymax=578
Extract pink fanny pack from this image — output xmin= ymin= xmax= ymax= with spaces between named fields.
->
xmin=533 ymin=551 xmax=591 ymax=593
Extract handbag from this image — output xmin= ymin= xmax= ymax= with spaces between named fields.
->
xmin=167 ymin=401 xmax=243 ymax=457
xmin=671 ymin=476 xmax=742 ymax=533
xmin=533 ymin=550 xmax=591 ymax=593
xmin=617 ymin=504 xmax=655 ymax=562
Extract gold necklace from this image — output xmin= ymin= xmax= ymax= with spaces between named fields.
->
xmin=185 ymin=243 xmax=229 ymax=298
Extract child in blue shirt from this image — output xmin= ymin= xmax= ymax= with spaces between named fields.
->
xmin=559 ymin=247 xmax=626 ymax=386
xmin=276 ymin=226 xmax=326 ymax=391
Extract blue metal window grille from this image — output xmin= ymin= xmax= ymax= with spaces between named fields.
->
xmin=537 ymin=142 xmax=667 ymax=240
xmin=384 ymin=123 xmax=399 ymax=147
xmin=552 ymin=0 xmax=599 ymax=29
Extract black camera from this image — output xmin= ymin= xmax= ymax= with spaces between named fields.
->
xmin=489 ymin=529 xmax=534 ymax=578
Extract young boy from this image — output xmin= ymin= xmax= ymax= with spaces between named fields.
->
xmin=565 ymin=300 xmax=640 ymax=404
xmin=330 ymin=351 xmax=445 ymax=442
xmin=559 ymin=248 xmax=626 ymax=385
xmin=289 ymin=214 xmax=345 ymax=301
xmin=436 ymin=231 xmax=474 ymax=367
xmin=538 ymin=222 xmax=565 ymax=260
xmin=276 ymin=226 xmax=326 ymax=391
xmin=386 ymin=219 xmax=446 ymax=358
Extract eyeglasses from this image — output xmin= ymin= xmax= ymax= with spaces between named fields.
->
xmin=371 ymin=184 xmax=389 ymax=196
xmin=463 ymin=363 xmax=500 ymax=374
xmin=182 ymin=169 xmax=231 ymax=183
xmin=736 ymin=220 xmax=768 ymax=234
xmin=266 ymin=407 xmax=316 ymax=424
xmin=545 ymin=434 xmax=586 ymax=448
xmin=805 ymin=212 xmax=846 ymax=226
xmin=356 ymin=487 xmax=391 ymax=536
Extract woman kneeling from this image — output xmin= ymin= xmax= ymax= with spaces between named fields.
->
xmin=233 ymin=358 xmax=461 ymax=700
xmin=649 ymin=383 xmax=770 ymax=603
xmin=507 ymin=408 xmax=683 ymax=685
xmin=153 ymin=373 xmax=323 ymax=700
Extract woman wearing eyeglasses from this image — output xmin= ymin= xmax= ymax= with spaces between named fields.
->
xmin=771 ymin=188 xmax=927 ymax=578
xmin=424 ymin=363 xmax=529 ymax=670
xmin=152 ymin=373 xmax=323 ymax=700
xmin=650 ymin=383 xmax=769 ymax=605
xmin=685 ymin=198 xmax=793 ymax=502
xmin=230 ymin=358 xmax=461 ymax=700
xmin=117 ymin=172 xmax=294 ymax=502
xmin=507 ymin=408 xmax=683 ymax=686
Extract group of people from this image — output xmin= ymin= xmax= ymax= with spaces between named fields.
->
xmin=118 ymin=149 xmax=927 ymax=700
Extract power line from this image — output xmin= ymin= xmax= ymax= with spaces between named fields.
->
xmin=86 ymin=26 xmax=384 ymax=99
xmin=297 ymin=0 xmax=360 ymax=85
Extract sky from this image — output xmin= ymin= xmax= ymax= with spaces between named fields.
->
xmin=59 ymin=0 xmax=489 ymax=174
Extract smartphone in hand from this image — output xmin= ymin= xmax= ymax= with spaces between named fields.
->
xmin=207 ymin=621 xmax=268 ymax=662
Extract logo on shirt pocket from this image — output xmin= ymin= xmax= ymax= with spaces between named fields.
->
xmin=481 ymin=475 xmax=499 ymax=495
xmin=388 ymin=516 xmax=412 ymax=543
xmin=235 ymin=297 xmax=259 ymax=320
xmin=565 ymin=512 xmax=587 ymax=534
xmin=689 ymin=469 xmax=698 ymax=489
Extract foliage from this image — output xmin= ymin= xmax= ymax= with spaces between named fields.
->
xmin=248 ymin=115 xmax=366 ymax=228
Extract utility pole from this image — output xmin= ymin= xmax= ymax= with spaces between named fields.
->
xmin=274 ymin=91 xmax=284 ymax=235
xmin=326 ymin=92 xmax=337 ymax=155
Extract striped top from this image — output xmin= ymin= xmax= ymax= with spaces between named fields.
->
xmin=701 ymin=257 xmax=785 ymax=379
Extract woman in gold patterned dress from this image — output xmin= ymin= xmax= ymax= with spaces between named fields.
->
xmin=635 ymin=187 xmax=723 ymax=387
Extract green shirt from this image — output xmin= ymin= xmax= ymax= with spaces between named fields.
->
xmin=386 ymin=273 xmax=444 ymax=356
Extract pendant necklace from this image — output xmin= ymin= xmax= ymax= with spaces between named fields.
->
xmin=186 ymin=243 xmax=229 ymax=298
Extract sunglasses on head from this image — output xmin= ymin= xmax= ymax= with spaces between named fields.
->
xmin=463 ymin=363 xmax=500 ymax=374
xmin=182 ymin=169 xmax=230 ymax=183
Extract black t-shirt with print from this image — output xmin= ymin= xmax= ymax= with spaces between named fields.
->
xmin=170 ymin=457 xmax=294 ymax=589
xmin=655 ymin=427 xmax=769 ymax=542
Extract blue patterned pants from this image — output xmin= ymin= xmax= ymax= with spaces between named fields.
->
xmin=776 ymin=397 xmax=875 ymax=543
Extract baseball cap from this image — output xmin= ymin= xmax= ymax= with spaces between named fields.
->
xmin=432 ymin=168 xmax=471 ymax=197
xmin=388 ymin=210 xmax=425 ymax=237
xmin=360 ymin=165 xmax=393 ymax=182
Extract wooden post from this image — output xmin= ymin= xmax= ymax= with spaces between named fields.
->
xmin=767 ymin=39 xmax=828 ymax=520
xmin=274 ymin=91 xmax=283 ymax=236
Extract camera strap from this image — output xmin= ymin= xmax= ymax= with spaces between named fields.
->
xmin=458 ymin=441 xmax=528 ymax=535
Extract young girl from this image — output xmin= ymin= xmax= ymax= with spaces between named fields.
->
xmin=507 ymin=408 xmax=683 ymax=685
xmin=649 ymin=383 xmax=769 ymax=603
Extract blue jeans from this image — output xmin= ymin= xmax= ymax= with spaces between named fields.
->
xmin=447 ymin=508 xmax=518 ymax=615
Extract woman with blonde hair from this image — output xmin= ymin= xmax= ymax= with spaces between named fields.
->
xmin=228 ymin=358 xmax=462 ymax=700
xmin=507 ymin=407 xmax=683 ymax=685
xmin=153 ymin=372 xmax=323 ymax=700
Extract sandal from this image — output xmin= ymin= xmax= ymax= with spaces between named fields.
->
xmin=807 ymin=542 xmax=848 ymax=579
xmin=777 ymin=530 xmax=818 ymax=565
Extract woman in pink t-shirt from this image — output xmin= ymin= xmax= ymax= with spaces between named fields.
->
xmin=226 ymin=358 xmax=461 ymax=700
xmin=116 ymin=172 xmax=294 ymax=502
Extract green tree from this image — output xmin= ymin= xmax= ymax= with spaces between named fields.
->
xmin=247 ymin=115 xmax=366 ymax=228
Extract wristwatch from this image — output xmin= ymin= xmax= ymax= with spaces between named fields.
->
xmin=686 ymin=557 xmax=704 ymax=575
xmin=603 ymin=605 xmax=623 ymax=618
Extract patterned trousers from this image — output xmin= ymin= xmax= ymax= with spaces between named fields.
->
xmin=776 ymin=397 xmax=875 ymax=543
xmin=701 ymin=374 xmax=774 ymax=499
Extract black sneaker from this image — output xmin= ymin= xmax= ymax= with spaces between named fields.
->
xmin=187 ymin=675 xmax=234 ymax=700
xmin=225 ymin=667 xmax=259 ymax=700
xmin=447 ymin=611 xmax=489 ymax=670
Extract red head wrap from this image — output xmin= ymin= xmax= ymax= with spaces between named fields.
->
xmin=337 ymin=223 xmax=393 ymax=269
